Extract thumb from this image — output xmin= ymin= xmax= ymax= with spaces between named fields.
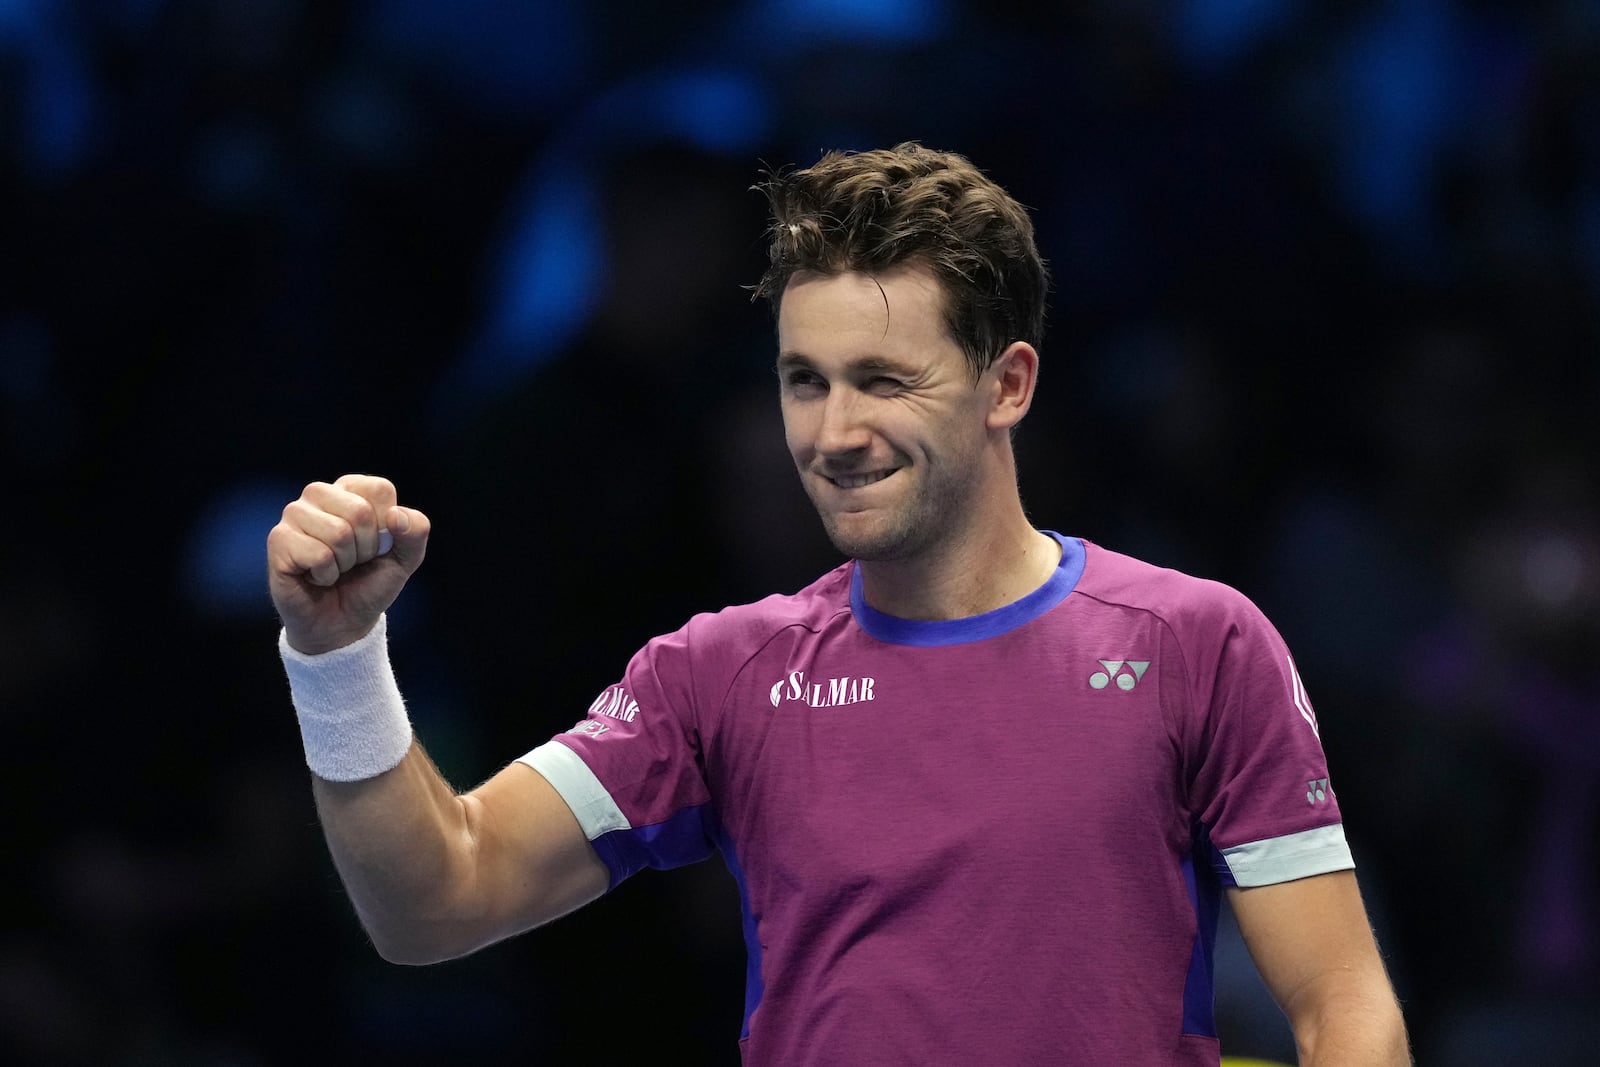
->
xmin=382 ymin=505 xmax=431 ymax=567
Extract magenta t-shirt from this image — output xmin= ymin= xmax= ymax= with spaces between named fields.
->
xmin=521 ymin=534 xmax=1351 ymax=1066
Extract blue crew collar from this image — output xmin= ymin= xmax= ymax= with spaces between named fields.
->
xmin=849 ymin=531 xmax=1085 ymax=647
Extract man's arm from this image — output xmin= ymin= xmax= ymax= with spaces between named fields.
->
xmin=313 ymin=747 xmax=608 ymax=964
xmin=269 ymin=474 xmax=608 ymax=964
xmin=1227 ymin=870 xmax=1410 ymax=1066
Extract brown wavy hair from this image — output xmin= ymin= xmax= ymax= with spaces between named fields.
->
xmin=752 ymin=142 xmax=1049 ymax=380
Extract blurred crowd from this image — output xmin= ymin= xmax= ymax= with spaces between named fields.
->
xmin=2 ymin=1 xmax=1598 ymax=1063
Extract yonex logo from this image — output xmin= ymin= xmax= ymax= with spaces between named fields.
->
xmin=1089 ymin=659 xmax=1150 ymax=691
xmin=1306 ymin=778 xmax=1332 ymax=805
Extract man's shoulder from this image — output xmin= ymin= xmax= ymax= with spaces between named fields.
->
xmin=682 ymin=560 xmax=856 ymax=650
xmin=1074 ymin=540 xmax=1260 ymax=629
xmin=625 ymin=564 xmax=854 ymax=695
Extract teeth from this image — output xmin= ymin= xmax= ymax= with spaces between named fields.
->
xmin=832 ymin=471 xmax=891 ymax=489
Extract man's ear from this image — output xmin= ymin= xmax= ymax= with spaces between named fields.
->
xmin=985 ymin=342 xmax=1039 ymax=432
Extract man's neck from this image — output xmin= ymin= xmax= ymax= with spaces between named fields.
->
xmin=857 ymin=515 xmax=1062 ymax=621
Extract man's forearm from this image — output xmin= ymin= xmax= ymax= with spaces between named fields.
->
xmin=312 ymin=740 xmax=487 ymax=965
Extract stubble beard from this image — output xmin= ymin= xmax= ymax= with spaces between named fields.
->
xmin=808 ymin=456 xmax=977 ymax=563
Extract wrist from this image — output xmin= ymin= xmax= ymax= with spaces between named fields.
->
xmin=281 ymin=617 xmax=380 ymax=658
xmin=279 ymin=614 xmax=413 ymax=781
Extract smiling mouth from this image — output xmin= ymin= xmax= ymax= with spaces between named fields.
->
xmin=826 ymin=469 xmax=896 ymax=489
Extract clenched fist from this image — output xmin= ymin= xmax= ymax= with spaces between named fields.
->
xmin=267 ymin=474 xmax=430 ymax=654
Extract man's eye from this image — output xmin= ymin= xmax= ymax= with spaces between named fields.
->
xmin=785 ymin=372 xmax=824 ymax=391
xmin=867 ymin=376 xmax=903 ymax=393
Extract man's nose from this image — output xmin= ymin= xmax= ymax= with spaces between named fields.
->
xmin=816 ymin=388 xmax=871 ymax=455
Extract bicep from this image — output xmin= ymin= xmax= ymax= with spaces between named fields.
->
xmin=459 ymin=760 xmax=610 ymax=942
xmin=1227 ymin=870 xmax=1394 ymax=1027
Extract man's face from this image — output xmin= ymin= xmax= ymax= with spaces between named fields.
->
xmin=776 ymin=266 xmax=992 ymax=562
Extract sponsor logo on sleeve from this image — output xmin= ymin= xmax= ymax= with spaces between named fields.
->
xmin=588 ymin=685 xmax=639 ymax=722
xmin=564 ymin=684 xmax=639 ymax=739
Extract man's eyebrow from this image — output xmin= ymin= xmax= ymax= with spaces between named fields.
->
xmin=852 ymin=355 xmax=916 ymax=375
xmin=775 ymin=352 xmax=918 ymax=375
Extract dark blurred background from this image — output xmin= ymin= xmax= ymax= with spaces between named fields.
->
xmin=3 ymin=1 xmax=1598 ymax=1064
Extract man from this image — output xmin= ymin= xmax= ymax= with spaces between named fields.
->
xmin=268 ymin=143 xmax=1409 ymax=1064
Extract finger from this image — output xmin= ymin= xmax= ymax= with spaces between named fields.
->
xmin=307 ymin=478 xmax=393 ymax=565
xmin=332 ymin=473 xmax=399 ymax=517
xmin=281 ymin=495 xmax=364 ymax=576
xmin=286 ymin=499 xmax=366 ymax=579
xmin=267 ymin=522 xmax=344 ymax=588
xmin=339 ymin=474 xmax=400 ymax=562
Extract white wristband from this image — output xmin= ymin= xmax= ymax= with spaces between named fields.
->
xmin=279 ymin=614 xmax=414 ymax=782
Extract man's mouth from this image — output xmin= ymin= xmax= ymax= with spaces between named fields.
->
xmin=826 ymin=469 xmax=896 ymax=489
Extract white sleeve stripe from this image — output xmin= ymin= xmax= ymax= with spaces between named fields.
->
xmin=1221 ymin=824 xmax=1354 ymax=887
xmin=518 ymin=740 xmax=631 ymax=841
xmin=1289 ymin=654 xmax=1319 ymax=738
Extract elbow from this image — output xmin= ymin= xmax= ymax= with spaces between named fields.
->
xmin=360 ymin=911 xmax=488 ymax=967
xmin=1292 ymin=994 xmax=1410 ymax=1067
xmin=370 ymin=936 xmax=451 ymax=967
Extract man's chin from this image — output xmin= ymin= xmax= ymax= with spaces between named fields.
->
xmin=820 ymin=516 xmax=917 ymax=562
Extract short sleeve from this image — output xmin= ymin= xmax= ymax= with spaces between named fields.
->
xmin=518 ymin=624 xmax=719 ymax=890
xmin=1180 ymin=588 xmax=1355 ymax=888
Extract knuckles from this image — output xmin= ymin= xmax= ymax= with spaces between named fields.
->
xmin=283 ymin=487 xmax=382 ymax=537
xmin=272 ymin=476 xmax=415 ymax=578
xmin=345 ymin=498 xmax=378 ymax=531
xmin=332 ymin=472 xmax=397 ymax=502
